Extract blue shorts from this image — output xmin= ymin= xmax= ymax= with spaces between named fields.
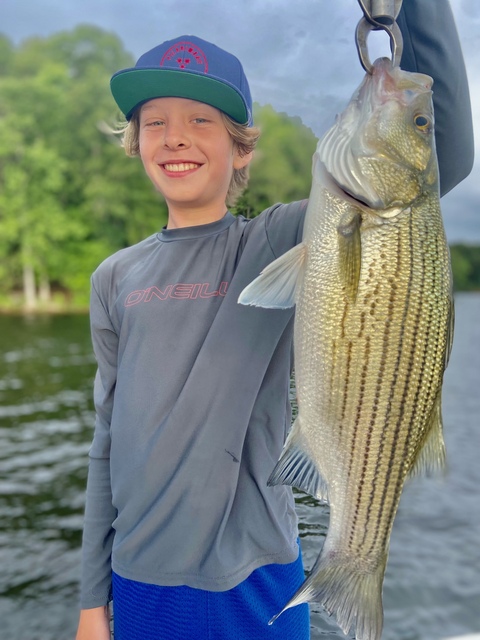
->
xmin=112 ymin=545 xmax=310 ymax=639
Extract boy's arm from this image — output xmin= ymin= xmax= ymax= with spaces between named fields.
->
xmin=78 ymin=278 xmax=118 ymax=612
xmin=75 ymin=606 xmax=110 ymax=640
xmin=397 ymin=0 xmax=474 ymax=196
xmin=262 ymin=200 xmax=308 ymax=258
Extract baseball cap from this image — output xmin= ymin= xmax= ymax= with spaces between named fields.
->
xmin=110 ymin=35 xmax=253 ymax=125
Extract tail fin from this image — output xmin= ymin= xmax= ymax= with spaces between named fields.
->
xmin=270 ymin=549 xmax=386 ymax=640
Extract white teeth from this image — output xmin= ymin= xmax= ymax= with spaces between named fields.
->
xmin=164 ymin=163 xmax=199 ymax=172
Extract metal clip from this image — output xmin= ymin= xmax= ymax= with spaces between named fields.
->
xmin=357 ymin=0 xmax=403 ymax=24
xmin=356 ymin=0 xmax=404 ymax=73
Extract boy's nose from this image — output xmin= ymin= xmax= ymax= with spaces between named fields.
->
xmin=163 ymin=124 xmax=190 ymax=150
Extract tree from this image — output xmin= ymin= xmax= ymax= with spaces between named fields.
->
xmin=450 ymin=244 xmax=480 ymax=291
xmin=233 ymin=104 xmax=317 ymax=218
xmin=0 ymin=123 xmax=69 ymax=308
xmin=0 ymin=58 xmax=80 ymax=308
xmin=0 ymin=34 xmax=13 ymax=75
xmin=0 ymin=26 xmax=166 ymax=309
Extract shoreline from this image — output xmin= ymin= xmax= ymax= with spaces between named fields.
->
xmin=0 ymin=305 xmax=90 ymax=316
xmin=1 ymin=288 xmax=479 ymax=317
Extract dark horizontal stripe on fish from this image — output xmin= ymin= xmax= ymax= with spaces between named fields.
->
xmin=369 ymin=214 xmax=428 ymax=556
xmin=348 ymin=334 xmax=371 ymax=549
xmin=357 ymin=229 xmax=404 ymax=552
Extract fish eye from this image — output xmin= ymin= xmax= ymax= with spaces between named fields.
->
xmin=414 ymin=114 xmax=431 ymax=131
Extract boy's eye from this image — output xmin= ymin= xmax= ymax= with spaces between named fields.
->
xmin=144 ymin=119 xmax=165 ymax=127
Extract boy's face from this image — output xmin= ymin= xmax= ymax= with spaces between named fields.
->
xmin=138 ymin=97 xmax=251 ymax=222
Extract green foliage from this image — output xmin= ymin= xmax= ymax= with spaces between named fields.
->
xmin=450 ymin=244 xmax=480 ymax=291
xmin=233 ymin=104 xmax=317 ymax=217
xmin=0 ymin=26 xmax=166 ymax=310
xmin=0 ymin=34 xmax=14 ymax=75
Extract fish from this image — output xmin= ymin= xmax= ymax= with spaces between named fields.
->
xmin=238 ymin=57 xmax=454 ymax=640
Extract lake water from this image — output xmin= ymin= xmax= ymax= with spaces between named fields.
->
xmin=0 ymin=294 xmax=479 ymax=640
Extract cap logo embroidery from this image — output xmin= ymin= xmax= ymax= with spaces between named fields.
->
xmin=160 ymin=41 xmax=208 ymax=73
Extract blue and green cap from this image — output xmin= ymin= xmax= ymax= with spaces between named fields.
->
xmin=110 ymin=35 xmax=253 ymax=125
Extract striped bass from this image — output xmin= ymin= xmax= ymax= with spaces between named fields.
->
xmin=238 ymin=57 xmax=454 ymax=639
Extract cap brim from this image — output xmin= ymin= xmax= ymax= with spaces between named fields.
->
xmin=110 ymin=68 xmax=250 ymax=124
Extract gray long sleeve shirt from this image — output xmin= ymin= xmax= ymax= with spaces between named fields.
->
xmin=82 ymin=203 xmax=307 ymax=607
xmin=80 ymin=0 xmax=474 ymax=609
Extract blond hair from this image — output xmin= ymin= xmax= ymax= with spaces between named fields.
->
xmin=120 ymin=109 xmax=260 ymax=206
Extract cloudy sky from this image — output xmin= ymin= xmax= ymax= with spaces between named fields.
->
xmin=3 ymin=0 xmax=479 ymax=242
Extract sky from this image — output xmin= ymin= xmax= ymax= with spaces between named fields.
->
xmin=2 ymin=0 xmax=479 ymax=243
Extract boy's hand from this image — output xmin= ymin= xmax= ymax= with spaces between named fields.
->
xmin=75 ymin=606 xmax=111 ymax=640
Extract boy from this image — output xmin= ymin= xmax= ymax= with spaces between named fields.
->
xmin=76 ymin=4 xmax=473 ymax=639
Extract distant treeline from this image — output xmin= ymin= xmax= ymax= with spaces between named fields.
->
xmin=450 ymin=244 xmax=480 ymax=292
xmin=0 ymin=26 xmax=478 ymax=312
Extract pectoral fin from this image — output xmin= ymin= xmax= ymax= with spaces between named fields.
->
xmin=337 ymin=212 xmax=362 ymax=303
xmin=238 ymin=243 xmax=307 ymax=309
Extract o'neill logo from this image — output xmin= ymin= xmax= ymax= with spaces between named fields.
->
xmin=125 ymin=281 xmax=228 ymax=307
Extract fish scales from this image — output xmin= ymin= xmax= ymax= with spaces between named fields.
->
xmin=303 ymin=206 xmax=446 ymax=550
xmin=239 ymin=58 xmax=453 ymax=639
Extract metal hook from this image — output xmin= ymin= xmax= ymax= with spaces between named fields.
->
xmin=355 ymin=4 xmax=404 ymax=74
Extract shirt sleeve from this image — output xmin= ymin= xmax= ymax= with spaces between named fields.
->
xmin=397 ymin=0 xmax=474 ymax=196
xmin=262 ymin=200 xmax=308 ymax=258
xmin=79 ymin=276 xmax=118 ymax=608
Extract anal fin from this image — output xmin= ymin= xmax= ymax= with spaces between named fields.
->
xmin=267 ymin=416 xmax=328 ymax=502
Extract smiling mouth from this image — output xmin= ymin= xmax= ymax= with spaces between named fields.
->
xmin=163 ymin=162 xmax=200 ymax=172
